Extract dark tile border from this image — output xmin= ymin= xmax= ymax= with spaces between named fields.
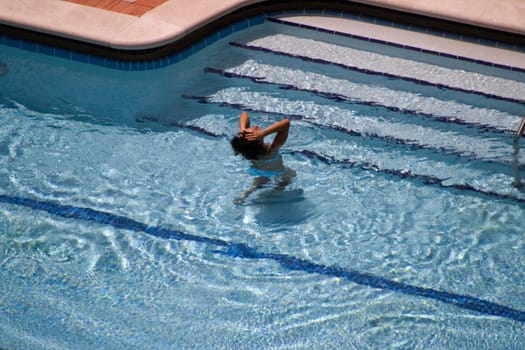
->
xmin=0 ymin=16 xmax=264 ymax=71
xmin=1 ymin=0 xmax=525 ymax=71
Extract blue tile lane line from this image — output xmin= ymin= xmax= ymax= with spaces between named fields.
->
xmin=1 ymin=193 xmax=524 ymax=323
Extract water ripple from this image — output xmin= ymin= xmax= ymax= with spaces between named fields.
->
xmin=1 ymin=194 xmax=524 ymax=323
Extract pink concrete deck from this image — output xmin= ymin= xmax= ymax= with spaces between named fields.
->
xmin=357 ymin=0 xmax=525 ymax=37
xmin=0 ymin=0 xmax=524 ymax=50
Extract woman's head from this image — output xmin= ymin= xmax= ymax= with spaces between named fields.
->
xmin=231 ymin=133 xmax=266 ymax=160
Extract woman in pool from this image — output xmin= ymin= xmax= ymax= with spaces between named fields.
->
xmin=231 ymin=111 xmax=295 ymax=203
xmin=231 ymin=111 xmax=290 ymax=159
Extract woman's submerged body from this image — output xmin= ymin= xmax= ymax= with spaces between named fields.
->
xmin=231 ymin=112 xmax=296 ymax=204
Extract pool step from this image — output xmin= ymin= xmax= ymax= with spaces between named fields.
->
xmin=205 ymin=62 xmax=521 ymax=134
xmin=182 ymin=29 xmax=525 ymax=201
xmin=230 ymin=34 xmax=525 ymax=104
xmin=291 ymin=149 xmax=525 ymax=205
xmin=201 ymin=87 xmax=522 ymax=165
xmin=176 ymin=109 xmax=525 ymax=205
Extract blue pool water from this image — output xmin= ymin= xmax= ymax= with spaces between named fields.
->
xmin=1 ymin=18 xmax=525 ymax=349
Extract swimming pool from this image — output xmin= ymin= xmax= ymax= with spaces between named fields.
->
xmin=1 ymin=15 xmax=524 ymax=349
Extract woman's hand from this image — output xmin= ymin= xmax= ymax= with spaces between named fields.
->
xmin=242 ymin=127 xmax=263 ymax=142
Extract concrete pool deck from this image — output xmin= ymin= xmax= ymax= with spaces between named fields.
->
xmin=1 ymin=0 xmax=525 ymax=63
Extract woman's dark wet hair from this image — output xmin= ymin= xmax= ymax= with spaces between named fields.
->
xmin=231 ymin=135 xmax=266 ymax=160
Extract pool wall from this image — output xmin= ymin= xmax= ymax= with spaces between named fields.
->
xmin=1 ymin=1 xmax=525 ymax=69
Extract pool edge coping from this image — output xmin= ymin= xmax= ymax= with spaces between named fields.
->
xmin=0 ymin=0 xmax=266 ymax=51
xmin=2 ymin=0 xmax=525 ymax=53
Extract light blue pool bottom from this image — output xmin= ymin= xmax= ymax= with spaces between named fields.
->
xmin=1 ymin=193 xmax=524 ymax=322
